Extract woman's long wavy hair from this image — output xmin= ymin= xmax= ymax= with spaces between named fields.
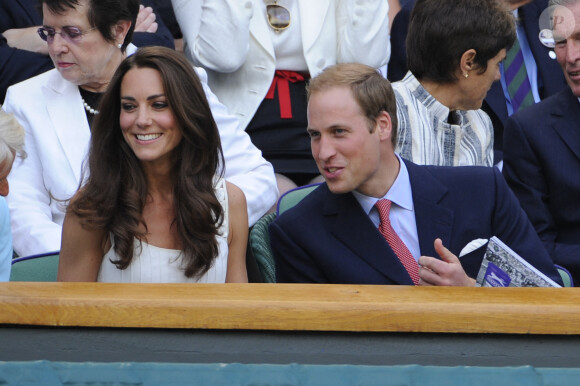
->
xmin=69 ymin=46 xmax=225 ymax=278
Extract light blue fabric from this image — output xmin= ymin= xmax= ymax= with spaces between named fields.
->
xmin=0 ymin=361 xmax=579 ymax=385
xmin=0 ymin=196 xmax=12 ymax=281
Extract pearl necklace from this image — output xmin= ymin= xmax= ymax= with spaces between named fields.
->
xmin=81 ymin=97 xmax=99 ymax=115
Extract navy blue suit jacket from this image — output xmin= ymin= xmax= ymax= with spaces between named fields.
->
xmin=270 ymin=160 xmax=562 ymax=285
xmin=503 ymin=87 xmax=580 ymax=286
xmin=387 ymin=0 xmax=567 ymax=162
xmin=0 ymin=0 xmax=174 ymax=103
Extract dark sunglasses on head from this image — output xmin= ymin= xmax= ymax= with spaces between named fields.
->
xmin=266 ymin=2 xmax=291 ymax=32
xmin=37 ymin=26 xmax=97 ymax=43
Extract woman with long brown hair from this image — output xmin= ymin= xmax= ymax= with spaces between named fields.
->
xmin=58 ymin=46 xmax=248 ymax=282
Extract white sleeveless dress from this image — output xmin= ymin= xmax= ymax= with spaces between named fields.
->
xmin=97 ymin=178 xmax=229 ymax=283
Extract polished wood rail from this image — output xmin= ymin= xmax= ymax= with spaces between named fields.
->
xmin=1 ymin=283 xmax=579 ymax=334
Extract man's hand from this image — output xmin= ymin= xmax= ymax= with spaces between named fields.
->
xmin=135 ymin=5 xmax=158 ymax=33
xmin=2 ymin=26 xmax=49 ymax=55
xmin=418 ymin=238 xmax=476 ymax=286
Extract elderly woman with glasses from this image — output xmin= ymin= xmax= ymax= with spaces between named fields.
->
xmin=172 ymin=0 xmax=391 ymax=199
xmin=3 ymin=0 xmax=277 ymax=258
xmin=0 ymin=107 xmax=26 ymax=281
xmin=0 ymin=0 xmax=174 ymax=104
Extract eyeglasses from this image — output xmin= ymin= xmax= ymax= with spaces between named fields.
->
xmin=266 ymin=2 xmax=291 ymax=32
xmin=37 ymin=26 xmax=97 ymax=43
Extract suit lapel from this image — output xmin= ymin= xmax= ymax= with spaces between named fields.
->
xmin=298 ymin=0 xmax=330 ymax=57
xmin=405 ymin=161 xmax=454 ymax=257
xmin=551 ymin=88 xmax=580 ymax=162
xmin=323 ymin=187 xmax=414 ymax=285
xmin=251 ymin=0 xmax=331 ymax=61
xmin=43 ymin=71 xmax=91 ymax=184
xmin=250 ymin=2 xmax=276 ymax=60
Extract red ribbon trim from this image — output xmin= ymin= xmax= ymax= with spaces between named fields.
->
xmin=265 ymin=70 xmax=306 ymax=119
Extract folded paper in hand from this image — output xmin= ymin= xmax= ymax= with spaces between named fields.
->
xmin=475 ymin=236 xmax=560 ymax=287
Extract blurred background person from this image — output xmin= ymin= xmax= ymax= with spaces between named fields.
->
xmin=0 ymin=107 xmax=26 ymax=281
xmin=59 ymin=47 xmax=248 ymax=283
xmin=393 ymin=0 xmax=516 ymax=167
xmin=0 ymin=0 xmax=174 ymax=104
xmin=503 ymin=0 xmax=580 ymax=285
xmin=172 ymin=0 xmax=391 ymax=197
xmin=4 ymin=0 xmax=277 ymax=257
xmin=388 ymin=0 xmax=567 ymax=164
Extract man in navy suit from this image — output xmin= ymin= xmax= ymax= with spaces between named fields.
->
xmin=270 ymin=62 xmax=562 ymax=286
xmin=388 ymin=0 xmax=567 ymax=163
xmin=503 ymin=0 xmax=580 ymax=286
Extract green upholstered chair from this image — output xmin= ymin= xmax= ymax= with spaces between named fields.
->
xmin=249 ymin=184 xmax=321 ymax=283
xmin=10 ymin=251 xmax=60 ymax=282
xmin=556 ymin=265 xmax=574 ymax=287
xmin=276 ymin=184 xmax=320 ymax=216
xmin=249 ymin=212 xmax=277 ymax=283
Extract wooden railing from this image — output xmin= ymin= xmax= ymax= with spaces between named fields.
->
xmin=1 ymin=283 xmax=579 ymax=334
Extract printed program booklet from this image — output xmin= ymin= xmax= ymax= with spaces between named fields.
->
xmin=475 ymin=236 xmax=561 ymax=287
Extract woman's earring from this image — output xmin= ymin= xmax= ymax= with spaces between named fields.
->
xmin=117 ymin=43 xmax=122 ymax=49
xmin=463 ymin=73 xmax=469 ymax=78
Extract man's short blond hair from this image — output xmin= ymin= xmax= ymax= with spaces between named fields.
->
xmin=307 ymin=63 xmax=398 ymax=147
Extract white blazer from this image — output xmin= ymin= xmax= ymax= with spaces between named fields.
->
xmin=4 ymin=67 xmax=278 ymax=256
xmin=173 ymin=0 xmax=391 ymax=131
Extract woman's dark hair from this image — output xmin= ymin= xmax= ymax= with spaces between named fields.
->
xmin=40 ymin=0 xmax=138 ymax=52
xmin=406 ymin=0 xmax=516 ymax=83
xmin=69 ymin=46 xmax=225 ymax=278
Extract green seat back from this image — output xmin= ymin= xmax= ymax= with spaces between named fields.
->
xmin=249 ymin=185 xmax=320 ymax=283
xmin=10 ymin=252 xmax=59 ymax=282
xmin=249 ymin=212 xmax=276 ymax=283
xmin=557 ymin=266 xmax=573 ymax=287
xmin=276 ymin=184 xmax=320 ymax=216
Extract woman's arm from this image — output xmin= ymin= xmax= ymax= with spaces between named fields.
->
xmin=58 ymin=200 xmax=107 ymax=282
xmin=225 ymin=181 xmax=249 ymax=283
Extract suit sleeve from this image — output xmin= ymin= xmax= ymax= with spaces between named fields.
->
xmin=503 ymin=115 xmax=580 ymax=284
xmin=386 ymin=3 xmax=410 ymax=81
xmin=491 ymin=167 xmax=563 ymax=286
xmin=0 ymin=2 xmax=53 ymax=104
xmin=336 ymin=0 xmax=390 ymax=68
xmin=0 ymin=40 xmax=53 ymax=103
xmin=132 ymin=0 xmax=175 ymax=49
xmin=194 ymin=67 xmax=278 ymax=225
xmin=269 ymin=218 xmax=329 ymax=283
xmin=172 ymin=0 xmax=252 ymax=72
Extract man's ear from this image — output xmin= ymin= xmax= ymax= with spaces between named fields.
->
xmin=113 ymin=20 xmax=132 ymax=47
xmin=459 ymin=49 xmax=477 ymax=77
xmin=376 ymin=111 xmax=393 ymax=142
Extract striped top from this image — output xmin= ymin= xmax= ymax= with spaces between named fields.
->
xmin=393 ymin=72 xmax=494 ymax=167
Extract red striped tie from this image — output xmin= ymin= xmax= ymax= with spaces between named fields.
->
xmin=375 ymin=199 xmax=420 ymax=285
